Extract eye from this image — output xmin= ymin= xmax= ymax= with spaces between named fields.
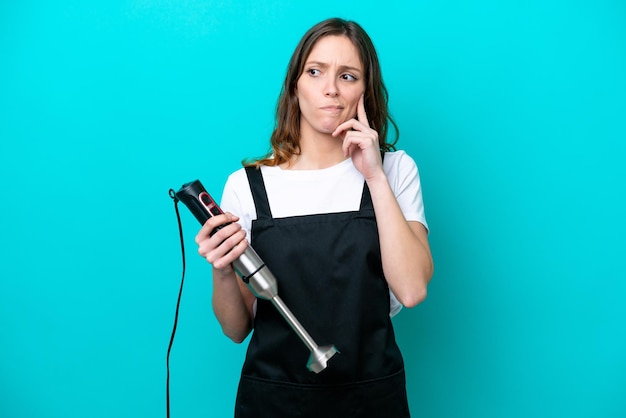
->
xmin=307 ymin=68 xmax=321 ymax=76
xmin=341 ymin=73 xmax=358 ymax=82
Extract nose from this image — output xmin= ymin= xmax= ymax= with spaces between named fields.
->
xmin=324 ymin=78 xmax=339 ymax=97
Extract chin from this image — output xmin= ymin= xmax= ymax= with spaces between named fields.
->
xmin=303 ymin=116 xmax=344 ymax=136
xmin=313 ymin=123 xmax=338 ymax=135
xmin=322 ymin=127 xmax=340 ymax=136
xmin=321 ymin=118 xmax=347 ymax=133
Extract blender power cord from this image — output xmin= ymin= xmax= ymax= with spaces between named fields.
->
xmin=166 ymin=189 xmax=187 ymax=418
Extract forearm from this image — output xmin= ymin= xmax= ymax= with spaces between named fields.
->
xmin=211 ymin=267 xmax=255 ymax=343
xmin=367 ymin=175 xmax=434 ymax=307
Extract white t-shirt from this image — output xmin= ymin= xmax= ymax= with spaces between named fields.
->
xmin=220 ymin=150 xmax=428 ymax=317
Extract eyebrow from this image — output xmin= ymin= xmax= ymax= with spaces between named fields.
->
xmin=305 ymin=61 xmax=363 ymax=74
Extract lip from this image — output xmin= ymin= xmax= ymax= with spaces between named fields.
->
xmin=320 ymin=105 xmax=344 ymax=113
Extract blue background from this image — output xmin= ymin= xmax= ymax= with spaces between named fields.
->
xmin=1 ymin=1 xmax=625 ymax=417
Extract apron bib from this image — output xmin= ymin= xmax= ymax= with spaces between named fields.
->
xmin=234 ymin=166 xmax=409 ymax=417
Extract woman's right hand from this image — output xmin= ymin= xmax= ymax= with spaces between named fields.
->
xmin=195 ymin=213 xmax=249 ymax=275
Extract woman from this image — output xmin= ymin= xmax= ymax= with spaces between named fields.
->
xmin=196 ymin=17 xmax=433 ymax=417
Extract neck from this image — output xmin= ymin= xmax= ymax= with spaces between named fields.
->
xmin=284 ymin=126 xmax=347 ymax=170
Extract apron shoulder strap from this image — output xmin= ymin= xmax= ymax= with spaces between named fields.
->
xmin=358 ymin=152 xmax=385 ymax=212
xmin=245 ymin=166 xmax=273 ymax=220
xmin=359 ymin=183 xmax=373 ymax=212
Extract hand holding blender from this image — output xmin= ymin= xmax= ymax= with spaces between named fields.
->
xmin=173 ymin=180 xmax=338 ymax=373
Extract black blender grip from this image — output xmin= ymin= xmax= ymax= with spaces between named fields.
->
xmin=174 ymin=180 xmax=231 ymax=236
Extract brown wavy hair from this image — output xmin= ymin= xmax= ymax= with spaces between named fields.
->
xmin=244 ymin=18 xmax=398 ymax=168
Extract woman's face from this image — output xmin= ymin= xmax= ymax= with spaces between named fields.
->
xmin=296 ymin=35 xmax=365 ymax=137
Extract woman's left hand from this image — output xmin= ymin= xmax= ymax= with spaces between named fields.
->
xmin=332 ymin=94 xmax=384 ymax=181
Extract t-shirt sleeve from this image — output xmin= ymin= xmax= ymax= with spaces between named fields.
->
xmin=219 ymin=169 xmax=254 ymax=241
xmin=387 ymin=151 xmax=429 ymax=232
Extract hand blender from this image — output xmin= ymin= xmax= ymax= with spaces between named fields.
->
xmin=173 ymin=180 xmax=338 ymax=373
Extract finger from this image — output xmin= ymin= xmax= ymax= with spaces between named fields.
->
xmin=341 ymin=131 xmax=370 ymax=156
xmin=343 ymin=141 xmax=359 ymax=157
xmin=214 ymin=231 xmax=248 ymax=265
xmin=199 ymin=227 xmax=246 ymax=263
xmin=332 ymin=120 xmax=351 ymax=138
xmin=195 ymin=213 xmax=239 ymax=243
xmin=357 ymin=94 xmax=370 ymax=128
xmin=198 ymin=231 xmax=248 ymax=269
xmin=332 ymin=118 xmax=366 ymax=138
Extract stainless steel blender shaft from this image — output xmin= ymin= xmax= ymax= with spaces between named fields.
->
xmin=270 ymin=295 xmax=338 ymax=373
xmin=233 ymin=247 xmax=338 ymax=373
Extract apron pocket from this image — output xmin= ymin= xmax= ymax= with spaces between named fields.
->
xmin=235 ymin=370 xmax=409 ymax=418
